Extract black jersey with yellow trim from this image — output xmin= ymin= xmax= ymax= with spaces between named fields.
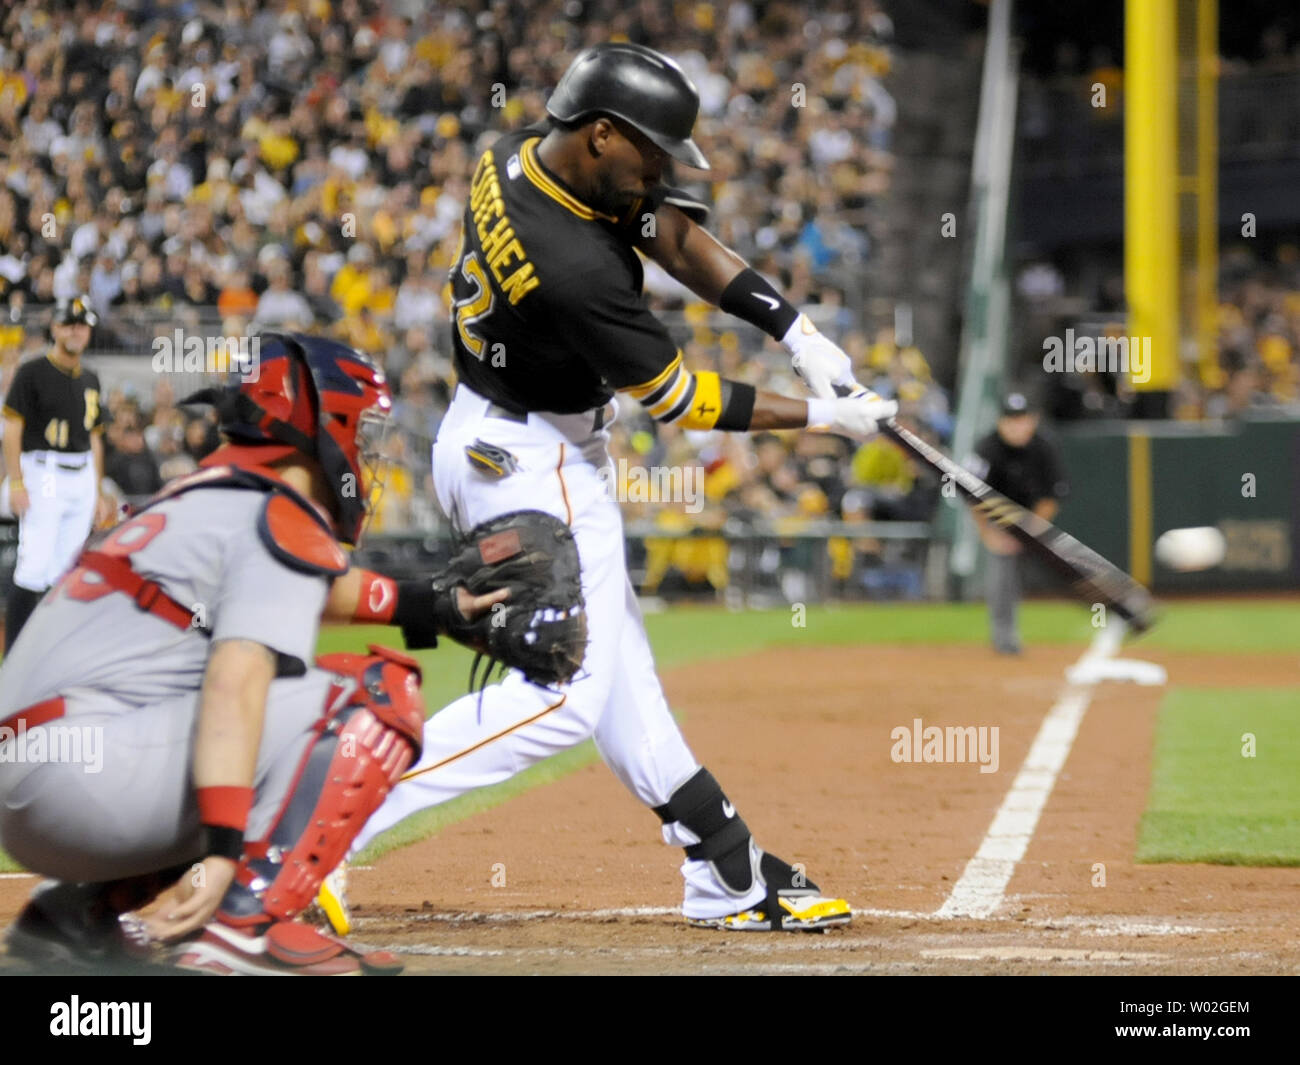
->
xmin=449 ymin=125 xmax=688 ymax=416
xmin=3 ymin=352 xmax=104 ymax=453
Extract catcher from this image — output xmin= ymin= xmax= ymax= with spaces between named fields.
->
xmin=0 ymin=332 xmax=585 ymax=975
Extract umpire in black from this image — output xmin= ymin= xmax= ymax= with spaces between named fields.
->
xmin=968 ymin=393 xmax=1069 ymax=654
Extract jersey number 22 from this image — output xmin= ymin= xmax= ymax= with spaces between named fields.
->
xmin=453 ymin=251 xmax=495 ymax=361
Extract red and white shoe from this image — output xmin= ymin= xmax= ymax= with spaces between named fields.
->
xmin=173 ymin=920 xmax=399 ymax=976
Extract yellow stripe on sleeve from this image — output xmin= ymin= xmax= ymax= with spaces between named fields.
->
xmin=622 ymin=351 xmax=683 ymax=401
xmin=644 ymin=365 xmax=692 ymax=420
xmin=677 ymin=371 xmax=723 ymax=430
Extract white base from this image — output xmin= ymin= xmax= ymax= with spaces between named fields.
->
xmin=1065 ymin=658 xmax=1168 ymax=686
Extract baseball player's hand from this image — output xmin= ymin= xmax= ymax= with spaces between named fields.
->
xmin=8 ymin=483 xmax=29 ymax=518
xmin=783 ymin=315 xmax=856 ymax=399
xmin=807 ymin=388 xmax=899 ymax=439
xmin=455 ymin=585 xmax=510 ymax=620
xmin=94 ymin=492 xmax=116 ymax=529
xmin=144 ymin=855 xmax=238 ymax=943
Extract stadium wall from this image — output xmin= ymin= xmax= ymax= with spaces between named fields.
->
xmin=1052 ymin=416 xmax=1299 ymax=593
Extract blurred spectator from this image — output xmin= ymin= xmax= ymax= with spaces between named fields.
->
xmin=105 ymin=415 xmax=163 ymax=499
xmin=0 ymin=0 xmax=944 ymax=593
xmin=254 ymin=260 xmax=314 ymax=328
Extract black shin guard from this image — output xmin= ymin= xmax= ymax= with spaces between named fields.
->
xmin=4 ymin=585 xmax=43 ymax=651
xmin=654 ymin=768 xmax=822 ymax=930
xmin=653 ymin=768 xmax=757 ymax=896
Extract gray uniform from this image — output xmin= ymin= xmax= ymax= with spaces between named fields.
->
xmin=0 ymin=486 xmax=334 ymax=881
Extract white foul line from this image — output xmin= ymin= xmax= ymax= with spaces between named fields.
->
xmin=935 ymin=622 xmax=1125 ymax=919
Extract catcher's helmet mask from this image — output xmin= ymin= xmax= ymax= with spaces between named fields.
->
xmin=182 ymin=331 xmax=392 ymax=545
xmin=546 ymin=42 xmax=710 ymax=171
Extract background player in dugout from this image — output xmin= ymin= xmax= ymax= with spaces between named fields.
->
xmin=969 ymin=393 xmax=1070 ymax=655
xmin=1 ymin=297 xmax=115 ymax=650
xmin=352 ymin=43 xmax=898 ymax=931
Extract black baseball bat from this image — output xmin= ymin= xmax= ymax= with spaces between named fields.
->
xmin=879 ymin=419 xmax=1156 ymax=633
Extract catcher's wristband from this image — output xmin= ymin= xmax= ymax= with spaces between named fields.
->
xmin=393 ymin=577 xmax=466 ymax=650
xmin=353 ymin=569 xmax=399 ymax=624
xmin=719 ymin=267 xmax=799 ymax=340
xmin=196 ymin=785 xmax=254 ymax=861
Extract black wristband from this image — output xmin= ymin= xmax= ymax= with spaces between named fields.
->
xmin=394 ymin=578 xmax=444 ymax=650
xmin=719 ymin=267 xmax=799 ymax=340
xmin=201 ymin=824 xmax=244 ymax=862
xmin=715 ymin=379 xmax=757 ymax=431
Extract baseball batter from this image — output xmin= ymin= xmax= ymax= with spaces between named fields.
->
xmin=351 ymin=44 xmax=897 ymax=931
xmin=2 ymin=297 xmax=114 ymax=650
xmin=0 ymin=333 xmax=548 ymax=974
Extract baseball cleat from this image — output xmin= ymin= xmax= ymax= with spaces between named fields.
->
xmin=687 ymin=894 xmax=853 ymax=933
xmin=5 ymin=880 xmax=154 ymax=968
xmin=172 ymin=921 xmax=364 ymax=976
xmin=312 ymin=862 xmax=352 ymax=936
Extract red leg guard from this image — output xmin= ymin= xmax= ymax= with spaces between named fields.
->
xmin=228 ymin=645 xmax=424 ymax=923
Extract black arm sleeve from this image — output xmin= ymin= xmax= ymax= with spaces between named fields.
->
xmin=719 ymin=267 xmax=799 ymax=340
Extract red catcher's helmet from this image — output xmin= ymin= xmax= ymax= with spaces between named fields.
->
xmin=184 ymin=332 xmax=393 ymax=545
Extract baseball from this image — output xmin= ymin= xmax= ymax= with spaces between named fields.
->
xmin=1154 ymin=526 xmax=1227 ymax=571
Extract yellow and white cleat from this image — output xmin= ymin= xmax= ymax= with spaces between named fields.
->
xmin=311 ymin=863 xmax=351 ymax=937
xmin=688 ymin=894 xmax=852 ymax=933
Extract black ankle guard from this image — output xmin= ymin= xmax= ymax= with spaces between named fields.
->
xmin=653 ymin=768 xmax=756 ymax=895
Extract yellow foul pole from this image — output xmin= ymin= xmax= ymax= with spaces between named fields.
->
xmin=1195 ymin=0 xmax=1219 ymax=387
xmin=1125 ymin=0 xmax=1181 ymax=396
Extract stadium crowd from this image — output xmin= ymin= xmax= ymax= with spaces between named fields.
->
xmin=1019 ymin=247 xmax=1300 ymax=424
xmin=0 ymin=0 xmax=946 ymax=597
xmin=1014 ymin=13 xmax=1300 ymax=424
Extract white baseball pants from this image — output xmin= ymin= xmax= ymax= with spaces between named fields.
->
xmin=356 ymin=386 xmax=767 ymax=918
xmin=8 ymin=451 xmax=97 ymax=591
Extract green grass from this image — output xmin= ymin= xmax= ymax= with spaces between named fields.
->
xmin=1137 ymin=687 xmax=1300 ymax=865
xmin=1134 ymin=600 xmax=1300 ymax=655
xmin=2 ymin=599 xmax=1296 ymax=872
xmin=353 ymin=739 xmax=603 ymax=865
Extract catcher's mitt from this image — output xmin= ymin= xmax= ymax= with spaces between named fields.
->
xmin=431 ymin=510 xmax=587 ymax=688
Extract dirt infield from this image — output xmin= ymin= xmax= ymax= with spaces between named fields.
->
xmin=2 ymin=641 xmax=1298 ymax=975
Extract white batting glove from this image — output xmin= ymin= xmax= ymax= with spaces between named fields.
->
xmin=806 ymin=388 xmax=898 ymax=440
xmin=783 ymin=314 xmax=856 ymax=399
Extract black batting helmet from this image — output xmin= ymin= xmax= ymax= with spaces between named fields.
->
xmin=546 ymin=43 xmax=709 ymax=171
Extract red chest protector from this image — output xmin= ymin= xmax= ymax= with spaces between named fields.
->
xmin=70 ymin=451 xmax=348 ymax=634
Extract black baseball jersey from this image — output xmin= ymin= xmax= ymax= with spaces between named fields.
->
xmin=448 ymin=125 xmax=680 ymax=415
xmin=3 ymin=353 xmax=104 ymax=453
xmin=973 ymin=430 xmax=1069 ymax=509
